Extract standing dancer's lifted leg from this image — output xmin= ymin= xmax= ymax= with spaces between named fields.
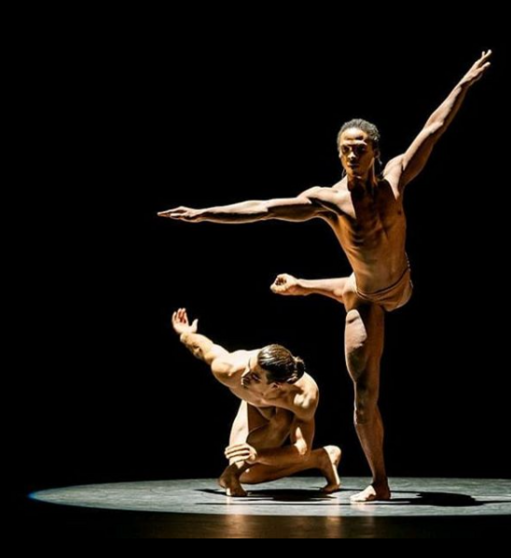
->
xmin=161 ymin=52 xmax=492 ymax=501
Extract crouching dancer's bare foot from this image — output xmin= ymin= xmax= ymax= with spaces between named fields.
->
xmin=350 ymin=483 xmax=391 ymax=503
xmin=319 ymin=445 xmax=342 ymax=494
xmin=219 ymin=465 xmax=248 ymax=498
xmin=271 ymin=274 xmax=304 ymax=297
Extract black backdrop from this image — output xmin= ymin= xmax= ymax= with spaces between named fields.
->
xmin=17 ymin=19 xmax=509 ymax=501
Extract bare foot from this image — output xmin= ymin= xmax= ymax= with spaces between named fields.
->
xmin=271 ymin=274 xmax=303 ymax=296
xmin=219 ymin=467 xmax=248 ymax=498
xmin=350 ymin=484 xmax=391 ymax=503
xmin=319 ymin=446 xmax=342 ymax=494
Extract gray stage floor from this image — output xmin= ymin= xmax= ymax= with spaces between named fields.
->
xmin=31 ymin=477 xmax=511 ymax=518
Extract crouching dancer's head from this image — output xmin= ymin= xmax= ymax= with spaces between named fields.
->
xmin=241 ymin=344 xmax=306 ymax=396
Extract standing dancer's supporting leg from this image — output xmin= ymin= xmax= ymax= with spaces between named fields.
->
xmin=272 ymin=273 xmax=390 ymax=502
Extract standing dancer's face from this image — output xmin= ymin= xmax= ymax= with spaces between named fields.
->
xmin=339 ymin=128 xmax=377 ymax=179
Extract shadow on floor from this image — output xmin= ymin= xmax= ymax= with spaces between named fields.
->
xmin=390 ymin=492 xmax=477 ymax=507
xmin=199 ymin=488 xmax=331 ymax=503
xmin=199 ymin=488 xmax=509 ymax=508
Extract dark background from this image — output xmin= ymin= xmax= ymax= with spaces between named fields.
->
xmin=15 ymin=15 xmax=509 ymax=505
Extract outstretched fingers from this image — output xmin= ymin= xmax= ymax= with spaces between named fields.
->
xmin=475 ymin=50 xmax=492 ymax=73
xmin=464 ymin=50 xmax=492 ymax=85
xmin=173 ymin=308 xmax=188 ymax=325
xmin=158 ymin=207 xmax=184 ymax=219
xmin=158 ymin=208 xmax=177 ymax=218
xmin=480 ymin=50 xmax=492 ymax=63
xmin=158 ymin=207 xmax=202 ymax=222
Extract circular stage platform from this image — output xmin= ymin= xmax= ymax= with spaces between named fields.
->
xmin=32 ymin=477 xmax=511 ymax=518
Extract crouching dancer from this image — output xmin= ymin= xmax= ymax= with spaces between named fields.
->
xmin=172 ymin=308 xmax=342 ymax=497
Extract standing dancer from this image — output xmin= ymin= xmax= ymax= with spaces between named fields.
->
xmin=161 ymin=52 xmax=491 ymax=501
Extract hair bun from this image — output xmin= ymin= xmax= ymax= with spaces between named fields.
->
xmin=294 ymin=357 xmax=306 ymax=378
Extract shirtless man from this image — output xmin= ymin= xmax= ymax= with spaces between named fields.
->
xmin=161 ymin=52 xmax=491 ymax=501
xmin=171 ymin=308 xmax=342 ymax=497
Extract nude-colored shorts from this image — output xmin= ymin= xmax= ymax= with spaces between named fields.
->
xmin=353 ymin=266 xmax=413 ymax=312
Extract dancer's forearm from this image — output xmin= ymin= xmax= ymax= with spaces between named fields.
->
xmin=296 ymin=278 xmax=346 ymax=301
xmin=200 ymin=201 xmax=270 ymax=224
xmin=422 ymin=81 xmax=471 ymax=140
xmin=200 ymin=196 xmax=321 ymax=224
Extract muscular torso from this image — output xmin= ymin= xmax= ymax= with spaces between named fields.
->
xmin=320 ymin=177 xmax=409 ymax=293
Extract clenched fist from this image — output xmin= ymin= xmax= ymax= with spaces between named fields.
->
xmin=271 ymin=274 xmax=302 ymax=296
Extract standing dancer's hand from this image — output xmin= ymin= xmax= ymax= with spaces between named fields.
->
xmin=271 ymin=274 xmax=302 ymax=296
xmin=460 ymin=50 xmax=492 ymax=87
xmin=158 ymin=207 xmax=204 ymax=222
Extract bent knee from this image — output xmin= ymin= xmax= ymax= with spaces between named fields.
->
xmin=345 ymin=311 xmax=369 ymax=352
xmin=346 ymin=309 xmax=363 ymax=327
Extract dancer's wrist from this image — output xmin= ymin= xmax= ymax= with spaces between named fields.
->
xmin=295 ymin=279 xmax=309 ymax=295
xmin=180 ymin=331 xmax=193 ymax=344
